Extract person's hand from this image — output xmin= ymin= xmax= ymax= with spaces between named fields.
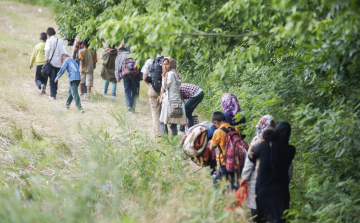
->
xmin=54 ymin=79 xmax=58 ymax=83
xmin=29 ymin=65 xmax=32 ymax=69
xmin=157 ymin=96 xmax=161 ymax=102
xmin=81 ymin=69 xmax=84 ymax=74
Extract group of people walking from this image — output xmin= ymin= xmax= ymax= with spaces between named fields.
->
xmin=29 ymin=27 xmax=141 ymax=113
xmin=29 ymin=27 xmax=296 ymax=222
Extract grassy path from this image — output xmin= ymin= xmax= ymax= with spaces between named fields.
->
xmin=0 ymin=1 xmax=153 ymax=155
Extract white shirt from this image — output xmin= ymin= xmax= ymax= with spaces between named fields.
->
xmin=44 ymin=36 xmax=70 ymax=68
xmin=141 ymin=54 xmax=162 ymax=75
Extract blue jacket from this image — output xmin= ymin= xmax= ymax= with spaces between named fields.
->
xmin=55 ymin=57 xmax=81 ymax=83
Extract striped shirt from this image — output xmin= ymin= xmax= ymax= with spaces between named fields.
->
xmin=180 ymin=83 xmax=201 ymax=100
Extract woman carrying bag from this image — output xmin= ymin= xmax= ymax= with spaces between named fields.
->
xmin=158 ymin=58 xmax=186 ymax=136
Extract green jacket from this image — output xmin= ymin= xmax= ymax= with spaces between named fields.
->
xmin=101 ymin=49 xmax=117 ymax=83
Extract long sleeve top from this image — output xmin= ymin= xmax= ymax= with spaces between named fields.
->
xmin=30 ymin=42 xmax=46 ymax=66
xmin=45 ymin=36 xmax=70 ymax=68
xmin=55 ymin=58 xmax=81 ymax=83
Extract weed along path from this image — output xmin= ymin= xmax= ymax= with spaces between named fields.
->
xmin=0 ymin=2 xmax=246 ymax=222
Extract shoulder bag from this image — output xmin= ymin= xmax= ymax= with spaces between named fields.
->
xmin=41 ymin=39 xmax=58 ymax=78
xmin=166 ymin=71 xmax=184 ymax=118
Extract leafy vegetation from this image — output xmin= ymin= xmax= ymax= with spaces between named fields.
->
xmin=2 ymin=0 xmax=360 ymax=221
xmin=52 ymin=0 xmax=360 ymax=221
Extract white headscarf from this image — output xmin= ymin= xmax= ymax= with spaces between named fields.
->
xmin=250 ymin=115 xmax=276 ymax=147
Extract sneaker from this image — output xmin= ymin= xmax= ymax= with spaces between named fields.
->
xmin=40 ymin=84 xmax=46 ymax=94
xmin=178 ymin=131 xmax=186 ymax=136
xmin=103 ymin=92 xmax=107 ymax=96
xmin=50 ymin=96 xmax=56 ymax=100
xmin=79 ymin=109 xmax=84 ymax=113
xmin=126 ymin=108 xmax=133 ymax=114
xmin=63 ymin=104 xmax=69 ymax=109
xmin=111 ymin=93 xmax=116 ymax=98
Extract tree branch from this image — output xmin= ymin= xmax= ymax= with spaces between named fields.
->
xmin=174 ymin=31 xmax=264 ymax=38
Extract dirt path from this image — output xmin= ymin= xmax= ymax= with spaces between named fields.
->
xmin=0 ymin=1 xmax=154 ymax=174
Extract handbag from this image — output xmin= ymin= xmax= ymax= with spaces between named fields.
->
xmin=41 ymin=39 xmax=58 ymax=78
xmin=166 ymin=71 xmax=184 ymax=118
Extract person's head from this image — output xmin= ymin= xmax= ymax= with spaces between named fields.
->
xmin=162 ymin=58 xmax=171 ymax=73
xmin=39 ymin=32 xmax=47 ymax=42
xmin=108 ymin=44 xmax=116 ymax=49
xmin=275 ymin=122 xmax=291 ymax=146
xmin=61 ymin=54 xmax=69 ymax=63
xmin=118 ymin=47 xmax=127 ymax=55
xmin=83 ymin=39 xmax=90 ymax=48
xmin=261 ymin=127 xmax=277 ymax=142
xmin=212 ymin=111 xmax=227 ymax=128
xmin=46 ymin=27 xmax=56 ymax=37
xmin=221 ymin=93 xmax=240 ymax=122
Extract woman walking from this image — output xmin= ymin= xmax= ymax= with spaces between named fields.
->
xmin=249 ymin=122 xmax=296 ymax=223
xmin=241 ymin=115 xmax=276 ymax=221
xmin=158 ymin=58 xmax=186 ymax=135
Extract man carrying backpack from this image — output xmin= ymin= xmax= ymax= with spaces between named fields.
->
xmin=209 ymin=112 xmax=249 ymax=191
xmin=142 ymin=53 xmax=164 ymax=137
xmin=115 ymin=48 xmax=140 ymax=114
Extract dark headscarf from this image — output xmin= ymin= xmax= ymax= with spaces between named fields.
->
xmin=270 ymin=122 xmax=291 ymax=178
xmin=276 ymin=122 xmax=291 ymax=147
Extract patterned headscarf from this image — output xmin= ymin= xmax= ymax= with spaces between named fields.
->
xmin=221 ymin=93 xmax=241 ymax=124
xmin=250 ymin=115 xmax=276 ymax=147
xmin=170 ymin=59 xmax=177 ymax=70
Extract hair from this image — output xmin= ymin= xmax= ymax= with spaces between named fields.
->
xmin=108 ymin=44 xmax=116 ymax=49
xmin=46 ymin=27 xmax=56 ymax=36
xmin=118 ymin=47 xmax=127 ymax=52
xmin=40 ymin=32 xmax=47 ymax=41
xmin=262 ymin=127 xmax=277 ymax=141
xmin=212 ymin=111 xmax=227 ymax=122
xmin=170 ymin=59 xmax=177 ymax=70
xmin=61 ymin=54 xmax=69 ymax=59
xmin=83 ymin=39 xmax=90 ymax=48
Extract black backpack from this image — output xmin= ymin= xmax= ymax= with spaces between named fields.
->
xmin=149 ymin=56 xmax=164 ymax=92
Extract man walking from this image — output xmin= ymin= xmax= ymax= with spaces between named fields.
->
xmin=115 ymin=48 xmax=140 ymax=114
xmin=142 ymin=53 xmax=164 ymax=137
xmin=44 ymin=27 xmax=70 ymax=100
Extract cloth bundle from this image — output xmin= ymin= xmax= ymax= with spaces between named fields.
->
xmin=183 ymin=121 xmax=215 ymax=166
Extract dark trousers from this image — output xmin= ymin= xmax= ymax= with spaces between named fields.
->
xmin=66 ymin=80 xmax=82 ymax=110
xmin=160 ymin=122 xmax=178 ymax=136
xmin=49 ymin=66 xmax=60 ymax=97
xmin=123 ymin=75 xmax=139 ymax=109
xmin=213 ymin=165 xmax=239 ymax=191
xmin=35 ymin=65 xmax=48 ymax=89
xmin=179 ymin=91 xmax=204 ymax=131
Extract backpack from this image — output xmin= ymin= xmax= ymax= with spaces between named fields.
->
xmin=219 ymin=127 xmax=249 ymax=173
xmin=122 ymin=58 xmax=139 ymax=78
xmin=149 ymin=56 xmax=164 ymax=92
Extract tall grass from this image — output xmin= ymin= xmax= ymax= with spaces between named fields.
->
xmin=0 ymin=112 xmax=248 ymax=222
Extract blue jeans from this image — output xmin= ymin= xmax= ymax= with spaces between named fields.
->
xmin=66 ymin=80 xmax=82 ymax=110
xmin=103 ymin=81 xmax=117 ymax=95
xmin=50 ymin=66 xmax=60 ymax=97
xmin=160 ymin=122 xmax=178 ymax=136
xmin=123 ymin=75 xmax=139 ymax=109
xmin=213 ymin=165 xmax=239 ymax=191
xmin=179 ymin=91 xmax=204 ymax=131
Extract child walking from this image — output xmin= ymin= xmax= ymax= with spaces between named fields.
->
xmin=79 ymin=39 xmax=97 ymax=95
xmin=54 ymin=54 xmax=84 ymax=113
xmin=30 ymin=32 xmax=47 ymax=94
xmin=209 ymin=111 xmax=241 ymax=191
